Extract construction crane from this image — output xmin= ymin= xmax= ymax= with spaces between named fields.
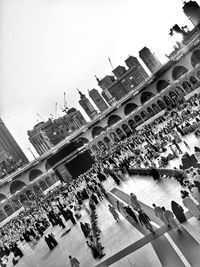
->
xmin=61 ymin=92 xmax=68 ymax=114
xmin=55 ymin=102 xmax=58 ymax=119
xmin=36 ymin=113 xmax=44 ymax=122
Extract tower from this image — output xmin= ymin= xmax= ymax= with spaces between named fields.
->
xmin=78 ymin=89 xmax=98 ymax=120
xmin=89 ymin=88 xmax=109 ymax=112
xmin=0 ymin=118 xmax=29 ymax=165
xmin=139 ymin=47 xmax=161 ymax=74
xmin=95 ymin=75 xmax=116 ymax=105
xmin=125 ymin=56 xmax=142 ymax=69
xmin=183 ymin=1 xmax=200 ymax=26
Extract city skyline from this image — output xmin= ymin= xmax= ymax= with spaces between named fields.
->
xmin=0 ymin=0 xmax=196 ymax=160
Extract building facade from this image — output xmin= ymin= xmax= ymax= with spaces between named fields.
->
xmin=98 ymin=55 xmax=149 ymax=100
xmin=28 ymin=109 xmax=87 ymax=155
xmin=139 ymin=47 xmax=161 ymax=74
xmin=78 ymin=89 xmax=98 ymax=120
xmin=0 ymin=119 xmax=29 ymax=177
xmin=89 ymin=88 xmax=109 ymax=112
xmin=183 ymin=0 xmax=200 ymax=26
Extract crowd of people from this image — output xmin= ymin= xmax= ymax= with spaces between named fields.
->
xmin=0 ymin=93 xmax=200 ymax=266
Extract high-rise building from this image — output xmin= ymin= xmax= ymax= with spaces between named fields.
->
xmin=28 ymin=108 xmax=87 ymax=155
xmin=78 ymin=89 xmax=98 ymax=120
xmin=97 ymin=55 xmax=148 ymax=100
xmin=89 ymin=88 xmax=109 ymax=112
xmin=0 ymin=118 xmax=29 ymax=165
xmin=28 ymin=122 xmax=53 ymax=156
xmin=183 ymin=1 xmax=200 ymax=26
xmin=139 ymin=47 xmax=161 ymax=74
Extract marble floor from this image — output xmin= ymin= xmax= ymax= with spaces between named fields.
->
xmin=7 ymin=133 xmax=200 ymax=267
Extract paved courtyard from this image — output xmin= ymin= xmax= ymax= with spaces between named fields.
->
xmin=6 ymin=133 xmax=200 ymax=267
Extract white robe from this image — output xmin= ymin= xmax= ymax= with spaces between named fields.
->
xmin=191 ymin=187 xmax=200 ymax=204
xmin=195 ymin=152 xmax=200 ymax=162
xmin=164 ymin=210 xmax=179 ymax=230
xmin=154 ymin=206 xmax=168 ymax=225
xmin=182 ymin=196 xmax=200 ymax=218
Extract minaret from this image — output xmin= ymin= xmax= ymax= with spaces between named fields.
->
xmin=77 ymin=89 xmax=98 ymax=120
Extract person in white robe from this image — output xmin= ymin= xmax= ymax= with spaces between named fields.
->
xmin=162 ymin=207 xmax=181 ymax=232
xmin=182 ymin=195 xmax=200 ymax=219
xmin=152 ymin=204 xmax=168 ymax=225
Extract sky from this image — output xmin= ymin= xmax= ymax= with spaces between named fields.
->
xmin=0 ymin=0 xmax=197 ymax=161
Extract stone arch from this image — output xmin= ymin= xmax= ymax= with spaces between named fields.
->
xmin=51 ymin=173 xmax=59 ymax=183
xmin=103 ymin=136 xmax=111 ymax=145
xmin=107 ymin=115 xmax=122 ymax=127
xmin=140 ymin=91 xmax=155 ymax=105
xmin=45 ymin=161 xmax=51 ymax=172
xmin=157 ymin=99 xmax=166 ymax=110
xmin=152 ymin=103 xmax=161 ymax=113
xmin=97 ymin=141 xmax=106 ymax=150
xmin=163 ymin=95 xmax=173 ymax=106
xmin=110 ymin=132 xmax=119 ymax=142
xmin=141 ymin=111 xmax=148 ymax=120
xmin=124 ymin=103 xmax=138 ymax=115
xmin=191 ymin=50 xmax=200 ymax=67
xmin=0 ymin=193 xmax=7 ymax=202
xmin=18 ymin=194 xmax=29 ymax=206
xmin=46 ymin=176 xmax=55 ymax=187
xmin=147 ymin=107 xmax=155 ymax=114
xmin=76 ymin=137 xmax=89 ymax=145
xmin=182 ymin=81 xmax=193 ymax=93
xmin=33 ymin=184 xmax=43 ymax=196
xmin=91 ymin=126 xmax=105 ymax=139
xmin=10 ymin=180 xmax=26 ymax=195
xmin=39 ymin=180 xmax=48 ymax=191
xmin=156 ymin=80 xmax=170 ymax=93
xmin=134 ymin=115 xmax=142 ymax=123
xmin=11 ymin=198 xmax=22 ymax=211
xmin=116 ymin=128 xmax=126 ymax=140
xmin=189 ymin=75 xmax=198 ymax=86
xmin=26 ymin=190 xmax=35 ymax=201
xmin=128 ymin=119 xmax=135 ymax=130
xmin=175 ymin=86 xmax=186 ymax=96
xmin=0 ymin=210 xmax=7 ymax=222
xmin=172 ymin=65 xmax=188 ymax=81
xmin=4 ymin=204 xmax=14 ymax=216
xmin=122 ymin=124 xmax=132 ymax=135
xmin=169 ymin=91 xmax=178 ymax=103
xmin=91 ymin=144 xmax=98 ymax=152
xmin=29 ymin=169 xmax=43 ymax=182
xmin=197 ymin=70 xmax=200 ymax=79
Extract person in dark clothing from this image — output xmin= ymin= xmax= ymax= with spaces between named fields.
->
xmin=124 ymin=206 xmax=138 ymax=223
xmin=107 ymin=169 xmax=121 ymax=185
xmin=80 ymin=222 xmax=89 ymax=238
xmin=181 ymin=190 xmax=189 ymax=198
xmin=23 ymin=231 xmax=31 ymax=243
xmin=55 ymin=215 xmax=66 ymax=229
xmin=97 ymin=171 xmax=107 ymax=182
xmin=66 ymin=209 xmax=76 ymax=225
xmin=91 ymin=193 xmax=99 ymax=205
xmin=10 ymin=243 xmax=23 ymax=258
xmin=48 ymin=233 xmax=58 ymax=247
xmin=171 ymin=201 xmax=186 ymax=223
xmin=44 ymin=236 xmax=54 ymax=251
xmin=47 ymin=210 xmax=57 ymax=226
xmin=138 ymin=210 xmax=155 ymax=234
xmin=150 ymin=168 xmax=160 ymax=181
xmin=35 ymin=222 xmax=45 ymax=236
